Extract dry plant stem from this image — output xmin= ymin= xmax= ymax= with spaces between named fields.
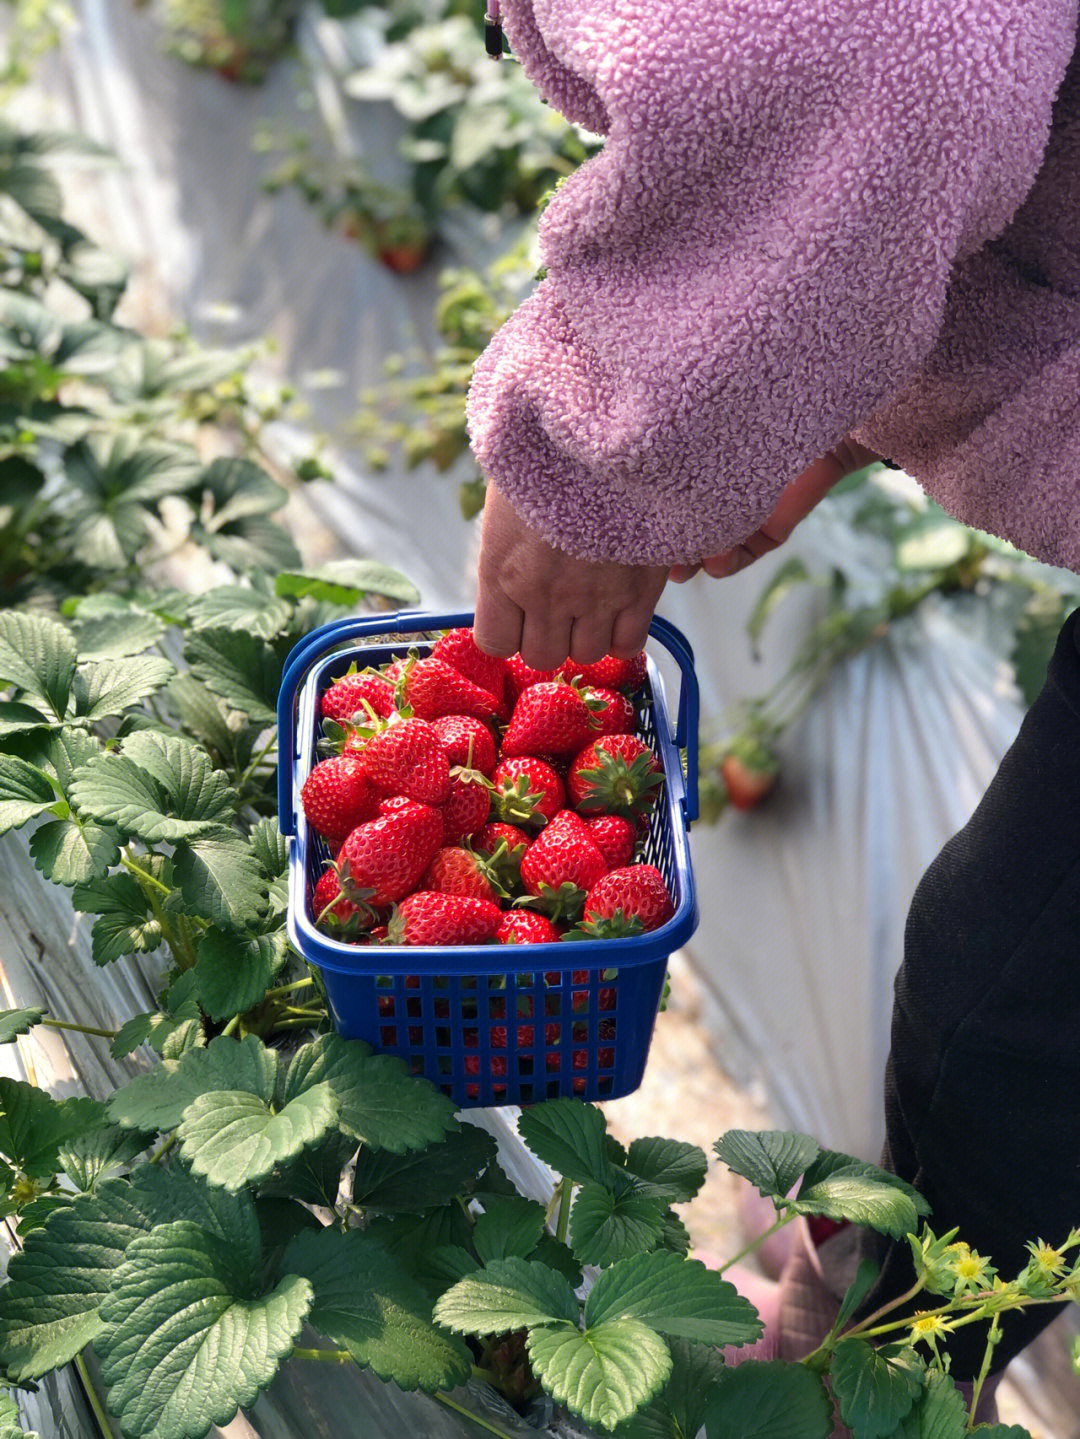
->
xmin=75 ymin=1350 xmax=118 ymax=1439
xmin=967 ymin=1312 xmax=1001 ymax=1429
xmin=434 ymin=1390 xmax=520 ymax=1439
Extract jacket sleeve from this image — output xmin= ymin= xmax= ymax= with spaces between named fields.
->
xmin=466 ymin=0 xmax=1078 ymax=566
xmin=853 ymin=47 xmax=1080 ymax=574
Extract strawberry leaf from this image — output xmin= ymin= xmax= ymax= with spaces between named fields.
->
xmin=518 ymin=1098 xmax=613 ymax=1185
xmin=185 ymin=627 xmax=282 ymax=725
xmin=177 ymin=1083 xmax=339 ymax=1192
xmin=107 ymin=1033 xmax=277 ymax=1132
xmin=0 ymin=1082 xmax=103 ymax=1180
xmin=0 ymin=1394 xmax=37 ymax=1439
xmin=792 ymin=1152 xmax=931 ymax=1239
xmin=68 ymin=737 xmax=236 ymax=844
xmin=526 ymin=1318 xmax=670 ymax=1430
xmin=624 ymin=1138 xmax=708 ymax=1203
xmin=714 ymin=1129 xmax=820 ymax=1203
xmin=28 ymin=814 xmax=120 ymax=886
xmin=96 ymin=1218 xmax=312 ymax=1439
xmin=193 ymin=929 xmax=287 ymax=1021
xmin=0 ymin=1007 xmax=44 ymax=1044
xmin=614 ymin=1336 xmax=725 ymax=1439
xmin=890 ymin=1369 xmax=968 ymax=1439
xmin=0 ymin=610 xmax=77 ymax=719
xmin=570 ymin=1179 xmax=667 ymax=1266
xmin=186 ymin=584 xmax=292 ymax=639
xmin=352 ymin=1123 xmax=496 ymax=1211
xmin=71 ymin=655 xmax=176 ymax=721
xmin=473 ymin=1195 xmax=548 ymax=1265
xmin=71 ymin=872 xmax=162 ymax=966
xmin=170 ymin=829 xmax=269 ymax=929
xmin=283 ymin=1226 xmax=471 ymax=1392
xmin=274 ymin=559 xmax=420 ymax=607
xmin=831 ymin=1339 xmax=924 ymax=1438
xmin=703 ymin=1360 xmax=834 ymax=1439
xmin=585 ymin=1251 xmax=762 ymax=1348
xmin=71 ymin=609 xmax=165 ymax=660
xmin=0 ymin=755 xmax=58 ymax=835
xmin=433 ymin=1256 xmax=580 ymax=1335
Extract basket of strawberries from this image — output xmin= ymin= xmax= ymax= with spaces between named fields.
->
xmin=277 ymin=609 xmax=699 ymax=1107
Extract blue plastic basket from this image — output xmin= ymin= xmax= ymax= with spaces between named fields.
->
xmin=278 ymin=609 xmax=700 ymax=1108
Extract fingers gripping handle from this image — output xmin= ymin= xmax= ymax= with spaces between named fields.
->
xmin=276 ymin=609 xmax=700 ymax=835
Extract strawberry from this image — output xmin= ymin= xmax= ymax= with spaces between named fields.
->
xmin=572 ymin=864 xmax=675 ymax=938
xmin=439 ymin=771 xmax=492 ymax=843
xmin=501 ymin=681 xmax=600 ymax=759
xmin=358 ymin=717 xmax=451 ymax=806
xmin=432 ymin=628 xmax=507 ymax=701
xmin=356 ymin=923 xmax=390 ymax=946
xmin=335 ymin=800 xmax=442 ymax=907
xmin=422 ymin=846 xmax=499 ymax=904
xmin=583 ymin=686 xmax=636 ymax=736
xmin=720 ymin=751 xmax=779 ymax=810
xmin=311 ymin=867 xmax=363 ymax=931
xmin=496 ymin=911 xmax=562 ymax=944
xmin=566 ymin=735 xmax=663 ymax=817
xmin=506 ymin=654 xmax=558 ymax=704
xmin=400 ymin=656 xmax=507 ymax=723
xmin=560 ymin=653 xmax=647 ymax=692
xmin=584 ymin=814 xmax=637 ymax=869
xmin=491 ymin=756 xmax=565 ymax=828
xmin=473 ymin=821 xmax=531 ymax=888
xmin=300 ymin=753 xmax=379 ymax=845
xmin=388 ymin=892 xmax=502 ymax=946
xmin=431 ymin=714 xmax=498 ymax=776
xmin=519 ymin=809 xmax=609 ymax=920
xmin=320 ymin=669 xmax=396 ymax=724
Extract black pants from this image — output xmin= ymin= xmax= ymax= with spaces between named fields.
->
xmin=858 ymin=605 xmax=1080 ymax=1380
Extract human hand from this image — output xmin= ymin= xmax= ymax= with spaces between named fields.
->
xmin=668 ymin=437 xmax=881 ymax=583
xmin=473 ymin=484 xmax=670 ymax=669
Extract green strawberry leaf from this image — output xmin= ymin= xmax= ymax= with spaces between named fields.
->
xmin=96 ymin=1218 xmax=312 ymax=1439
xmin=473 ymin=1195 xmax=548 ymax=1265
xmin=71 ymin=609 xmax=166 ymax=660
xmin=585 ymin=1251 xmax=762 ymax=1348
xmin=28 ymin=815 xmax=121 ymax=886
xmin=614 ymin=1336 xmax=725 ymax=1439
xmin=0 ymin=610 xmax=77 ymax=719
xmin=0 ymin=701 xmax=52 ymax=737
xmin=57 ymin=1124 xmax=152 ymax=1191
xmin=0 ymin=1081 xmax=103 ymax=1179
xmin=170 ymin=829 xmax=269 ymax=929
xmin=0 ymin=1167 xmax=254 ymax=1380
xmin=108 ymin=1033 xmax=277 ymax=1132
xmin=259 ymin=1130 xmax=357 ymax=1209
xmin=185 ymin=628 xmax=282 ymax=724
xmin=714 ymin=1130 xmax=820 ymax=1203
xmin=193 ymin=928 xmax=287 ymax=1021
xmin=282 ymin=1033 xmax=458 ymax=1154
xmin=792 ymin=1152 xmax=930 ymax=1239
xmin=363 ymin=1206 xmax=472 ymax=1286
xmin=284 ymin=1226 xmax=472 ymax=1391
xmin=518 ymin=1098 xmax=613 ymax=1184
xmin=0 ymin=1007 xmax=44 ymax=1044
xmin=831 ymin=1339 xmax=924 ymax=1438
xmin=0 ymin=755 xmax=58 ymax=835
xmin=892 ymin=1369 xmax=968 ymax=1439
xmin=529 ymin=1234 xmax=584 ymax=1288
xmin=166 ymin=673 xmax=252 ymax=765
xmin=196 ymin=510 xmax=301 ymax=574
xmin=624 ymin=1137 xmax=708 ymax=1203
xmin=527 ymin=1318 xmax=671 ymax=1430
xmin=703 ymin=1360 xmax=834 ymax=1439
xmin=834 ymin=1258 xmax=882 ymax=1336
xmin=186 ymin=585 xmax=292 ymax=639
xmin=71 ymin=872 xmax=162 ymax=966
xmin=68 ymin=740 xmax=234 ymax=844
xmin=657 ymin=1207 xmax=691 ymax=1257
xmin=0 ymin=1394 xmax=38 ymax=1439
xmin=570 ymin=1178 xmax=668 ymax=1266
xmin=71 ymin=655 xmax=176 ymax=722
xmin=250 ymin=813 xmax=288 ymax=879
xmin=195 ymin=455 xmax=289 ymax=525
xmin=352 ymin=1123 xmax=496 ymax=1211
xmin=433 ymin=1256 xmax=580 ymax=1335
xmin=178 ymin=1083 xmax=339 ymax=1192
xmin=274 ymin=559 xmax=420 ymax=607
xmin=746 ymin=556 xmax=813 ymax=655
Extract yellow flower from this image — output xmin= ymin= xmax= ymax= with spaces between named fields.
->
xmin=1027 ymin=1240 xmax=1067 ymax=1279
xmin=947 ymin=1246 xmax=995 ymax=1297
xmin=910 ymin=1312 xmax=955 ymax=1341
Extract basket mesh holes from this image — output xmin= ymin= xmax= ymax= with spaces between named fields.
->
xmin=520 ymin=1084 xmax=535 ymax=1102
xmin=517 ymin=1057 xmax=533 ymax=1077
xmin=380 ymin=1026 xmax=397 ymax=1045
xmin=544 ymin=995 xmax=560 ymax=1017
xmin=598 ymin=1077 xmax=613 ymax=1095
xmin=572 ymin=1022 xmax=588 ymax=1043
xmin=377 ymin=996 xmax=395 ymax=1018
xmin=406 ymin=998 xmax=421 ymax=1018
xmin=436 ymin=1026 xmax=451 ymax=1047
xmin=408 ymin=1026 xmax=423 ymax=1045
xmin=488 ymin=996 xmax=505 ymax=1019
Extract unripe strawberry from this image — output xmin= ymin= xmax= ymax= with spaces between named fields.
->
xmin=492 ymin=756 xmax=565 ymax=827
xmin=431 ymin=714 xmax=498 ymax=776
xmin=584 ymin=814 xmax=637 ymax=869
xmin=432 ymin=628 xmax=507 ymax=701
xmin=502 ymin=682 xmax=599 ymax=759
xmin=361 ymin=717 xmax=451 ymax=806
xmin=321 ymin=670 xmax=395 ymax=724
xmin=300 ymin=753 xmax=379 ymax=845
xmin=388 ymin=892 xmax=502 ymax=946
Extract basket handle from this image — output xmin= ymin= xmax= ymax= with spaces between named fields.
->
xmin=277 ymin=608 xmax=700 ymax=834
xmin=645 ymin=614 xmax=700 ymax=824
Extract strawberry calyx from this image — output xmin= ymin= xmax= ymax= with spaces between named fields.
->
xmin=562 ymin=908 xmax=647 ymax=941
xmin=516 ymin=880 xmax=589 ymax=924
xmin=572 ymin=746 xmax=663 ymax=816
xmin=493 ymin=771 xmax=550 ymax=827
xmin=331 ymin=856 xmax=381 ymax=919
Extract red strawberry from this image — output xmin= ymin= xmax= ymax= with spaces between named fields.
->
xmin=359 ymin=717 xmax=451 ymax=805
xmin=720 ymin=751 xmax=779 ymax=810
xmin=519 ymin=809 xmax=609 ymax=920
xmin=473 ymin=822 xmax=531 ymax=888
xmin=582 ymin=686 xmax=636 ymax=736
xmin=356 ymin=923 xmax=390 ymax=946
xmin=432 ymin=628 xmax=507 ymax=701
xmin=584 ymin=814 xmax=637 ymax=869
xmin=439 ymin=769 xmax=492 ymax=843
xmin=401 ymin=656 xmax=507 ymax=723
xmin=321 ymin=670 xmax=395 ymax=724
xmin=312 ymin=867 xmax=363 ymax=930
xmin=465 ymin=1054 xmax=508 ymax=1076
xmin=501 ymin=682 xmax=600 ymax=759
xmin=492 ymin=757 xmax=565 ymax=828
xmin=567 ymin=735 xmax=663 ymax=817
xmin=300 ymin=753 xmax=379 ymax=845
xmin=506 ymin=654 xmax=558 ymax=704
xmin=575 ymin=864 xmax=675 ymax=938
xmin=431 ymin=715 xmax=497 ymax=776
xmin=560 ymin=653 xmax=647 ymax=692
xmin=388 ymin=892 xmax=502 ymax=946
xmin=496 ymin=911 xmax=562 ymax=945
xmin=335 ymin=801 xmax=442 ymax=906
xmin=422 ymin=846 xmax=498 ymax=904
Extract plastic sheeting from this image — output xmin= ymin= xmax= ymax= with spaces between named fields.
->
xmin=9 ymin=0 xmax=1080 ymax=1427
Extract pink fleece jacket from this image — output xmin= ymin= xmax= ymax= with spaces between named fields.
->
xmin=466 ymin=0 xmax=1080 ymax=571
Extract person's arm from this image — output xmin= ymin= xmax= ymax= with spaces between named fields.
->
xmin=469 ymin=0 xmax=1074 ymax=570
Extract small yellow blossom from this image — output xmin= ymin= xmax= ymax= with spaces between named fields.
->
xmin=910 ymin=1312 xmax=955 ymax=1340
xmin=947 ymin=1245 xmax=995 ymax=1297
xmin=1028 ymin=1240 xmax=1067 ymax=1279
